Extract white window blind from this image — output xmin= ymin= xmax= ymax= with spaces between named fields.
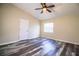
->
xmin=44 ymin=23 xmax=54 ymax=33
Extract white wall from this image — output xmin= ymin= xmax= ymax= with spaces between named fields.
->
xmin=40 ymin=14 xmax=79 ymax=45
xmin=0 ymin=4 xmax=2 ymax=40
xmin=0 ymin=4 xmax=40 ymax=45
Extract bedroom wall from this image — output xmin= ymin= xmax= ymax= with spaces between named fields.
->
xmin=40 ymin=14 xmax=79 ymax=45
xmin=0 ymin=4 xmax=2 ymax=40
xmin=0 ymin=4 xmax=40 ymax=45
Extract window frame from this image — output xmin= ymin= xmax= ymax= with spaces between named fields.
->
xmin=43 ymin=23 xmax=54 ymax=33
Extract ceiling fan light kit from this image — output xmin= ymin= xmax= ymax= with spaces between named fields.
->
xmin=43 ymin=8 xmax=47 ymax=11
xmin=35 ymin=3 xmax=55 ymax=13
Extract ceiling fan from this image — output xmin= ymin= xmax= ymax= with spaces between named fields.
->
xmin=35 ymin=3 xmax=55 ymax=13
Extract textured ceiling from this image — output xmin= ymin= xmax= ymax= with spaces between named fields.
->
xmin=13 ymin=3 xmax=79 ymax=20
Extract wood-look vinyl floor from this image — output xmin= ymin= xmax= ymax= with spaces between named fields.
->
xmin=0 ymin=37 xmax=79 ymax=56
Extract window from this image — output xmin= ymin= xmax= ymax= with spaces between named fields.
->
xmin=44 ymin=23 xmax=54 ymax=33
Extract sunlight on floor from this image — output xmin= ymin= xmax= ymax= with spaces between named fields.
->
xmin=42 ymin=40 xmax=56 ymax=55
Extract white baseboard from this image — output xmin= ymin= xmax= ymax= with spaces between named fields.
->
xmin=0 ymin=40 xmax=20 ymax=46
xmin=0 ymin=37 xmax=40 ymax=46
xmin=54 ymin=39 xmax=79 ymax=45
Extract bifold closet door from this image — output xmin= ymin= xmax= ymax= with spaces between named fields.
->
xmin=19 ymin=18 xmax=29 ymax=40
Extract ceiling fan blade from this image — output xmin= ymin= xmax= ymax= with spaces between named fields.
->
xmin=47 ymin=9 xmax=51 ymax=13
xmin=47 ymin=5 xmax=55 ymax=8
xmin=41 ymin=3 xmax=47 ymax=8
xmin=41 ymin=10 xmax=43 ymax=13
xmin=35 ymin=8 xmax=42 ymax=10
xmin=43 ymin=3 xmax=46 ymax=6
xmin=41 ymin=3 xmax=44 ymax=7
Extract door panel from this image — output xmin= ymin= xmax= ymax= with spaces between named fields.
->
xmin=19 ymin=19 xmax=29 ymax=40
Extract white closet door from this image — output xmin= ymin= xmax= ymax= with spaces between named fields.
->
xmin=19 ymin=19 xmax=29 ymax=40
